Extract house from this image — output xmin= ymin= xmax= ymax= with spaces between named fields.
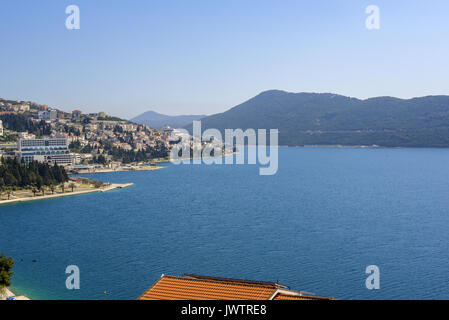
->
xmin=19 ymin=104 xmax=30 ymax=112
xmin=138 ymin=274 xmax=331 ymax=300
xmin=38 ymin=109 xmax=57 ymax=121
xmin=72 ymin=110 xmax=82 ymax=119
xmin=17 ymin=132 xmax=36 ymax=139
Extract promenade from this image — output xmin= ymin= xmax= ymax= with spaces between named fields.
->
xmin=0 ymin=183 xmax=133 ymax=206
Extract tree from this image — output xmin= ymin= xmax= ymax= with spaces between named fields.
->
xmin=0 ymin=114 xmax=51 ymax=136
xmin=59 ymin=184 xmax=65 ymax=193
xmin=0 ymin=158 xmax=69 ymax=190
xmin=6 ymin=190 xmax=11 ymax=200
xmin=50 ymin=184 xmax=56 ymax=195
xmin=0 ymin=254 xmax=14 ymax=293
xmin=69 ymin=183 xmax=76 ymax=192
xmin=95 ymin=155 xmax=107 ymax=165
xmin=93 ymin=181 xmax=104 ymax=189
xmin=32 ymin=187 xmax=38 ymax=197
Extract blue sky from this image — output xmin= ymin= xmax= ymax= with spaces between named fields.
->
xmin=0 ymin=0 xmax=448 ymax=118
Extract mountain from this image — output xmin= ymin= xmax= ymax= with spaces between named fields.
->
xmin=131 ymin=110 xmax=205 ymax=129
xmin=185 ymin=90 xmax=449 ymax=147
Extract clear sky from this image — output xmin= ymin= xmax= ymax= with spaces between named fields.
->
xmin=1 ymin=0 xmax=448 ymax=118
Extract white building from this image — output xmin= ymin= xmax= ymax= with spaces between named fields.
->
xmin=71 ymin=153 xmax=81 ymax=165
xmin=18 ymin=138 xmax=73 ymax=166
xmin=38 ymin=109 xmax=57 ymax=121
xmin=17 ymin=132 xmax=35 ymax=139
xmin=0 ymin=120 xmax=3 ymax=136
xmin=17 ymin=104 xmax=30 ymax=112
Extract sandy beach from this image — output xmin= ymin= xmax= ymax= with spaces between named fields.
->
xmin=0 ymin=288 xmax=29 ymax=300
xmin=0 ymin=183 xmax=133 ymax=206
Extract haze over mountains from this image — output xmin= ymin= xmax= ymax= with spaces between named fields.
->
xmin=184 ymin=90 xmax=449 ymax=147
xmin=131 ymin=110 xmax=205 ymax=129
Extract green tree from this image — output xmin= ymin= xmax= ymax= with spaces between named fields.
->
xmin=0 ymin=254 xmax=15 ymax=290
xmin=0 ymin=158 xmax=68 ymax=191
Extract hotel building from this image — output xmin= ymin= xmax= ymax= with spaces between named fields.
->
xmin=18 ymin=138 xmax=73 ymax=166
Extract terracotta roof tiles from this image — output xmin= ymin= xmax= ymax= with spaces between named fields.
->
xmin=138 ymin=275 xmax=331 ymax=301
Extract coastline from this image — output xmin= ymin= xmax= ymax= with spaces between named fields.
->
xmin=301 ymin=144 xmax=382 ymax=149
xmin=288 ymin=144 xmax=447 ymax=149
xmin=71 ymin=165 xmax=165 ymax=175
xmin=0 ymin=183 xmax=133 ymax=206
xmin=0 ymin=288 xmax=30 ymax=300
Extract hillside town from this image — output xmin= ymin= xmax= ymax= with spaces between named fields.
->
xmin=0 ymin=98 xmax=175 ymax=173
xmin=0 ymin=98 xmax=230 ymax=175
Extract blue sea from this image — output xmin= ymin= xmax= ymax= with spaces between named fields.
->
xmin=1 ymin=147 xmax=449 ymax=300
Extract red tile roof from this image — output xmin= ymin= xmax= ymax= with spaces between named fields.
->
xmin=138 ymin=275 xmax=332 ymax=300
xmin=273 ymin=293 xmax=329 ymax=300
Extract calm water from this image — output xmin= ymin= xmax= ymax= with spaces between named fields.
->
xmin=1 ymin=147 xmax=449 ymax=300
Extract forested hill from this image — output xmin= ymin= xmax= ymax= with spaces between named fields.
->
xmin=185 ymin=90 xmax=449 ymax=147
xmin=0 ymin=114 xmax=51 ymax=137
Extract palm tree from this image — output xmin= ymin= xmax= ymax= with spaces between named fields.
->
xmin=40 ymin=187 xmax=45 ymax=196
xmin=69 ymin=183 xmax=76 ymax=193
xmin=59 ymin=183 xmax=65 ymax=193
xmin=6 ymin=190 xmax=12 ymax=200
xmin=50 ymin=184 xmax=56 ymax=195
xmin=32 ymin=187 xmax=38 ymax=197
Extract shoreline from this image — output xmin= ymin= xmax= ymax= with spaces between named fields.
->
xmin=170 ymin=151 xmax=238 ymax=162
xmin=0 ymin=288 xmax=30 ymax=300
xmin=285 ymin=145 xmax=449 ymax=149
xmin=301 ymin=144 xmax=382 ymax=149
xmin=0 ymin=183 xmax=133 ymax=206
xmin=71 ymin=165 xmax=165 ymax=175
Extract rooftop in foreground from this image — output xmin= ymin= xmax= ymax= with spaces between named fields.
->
xmin=138 ymin=274 xmax=332 ymax=300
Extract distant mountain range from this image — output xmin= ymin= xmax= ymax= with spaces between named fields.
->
xmin=185 ymin=90 xmax=449 ymax=147
xmin=130 ymin=110 xmax=205 ymax=129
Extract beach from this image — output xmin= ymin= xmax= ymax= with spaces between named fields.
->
xmin=71 ymin=165 xmax=165 ymax=174
xmin=0 ymin=183 xmax=133 ymax=206
xmin=0 ymin=288 xmax=29 ymax=300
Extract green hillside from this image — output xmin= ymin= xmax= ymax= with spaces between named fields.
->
xmin=186 ymin=90 xmax=449 ymax=147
